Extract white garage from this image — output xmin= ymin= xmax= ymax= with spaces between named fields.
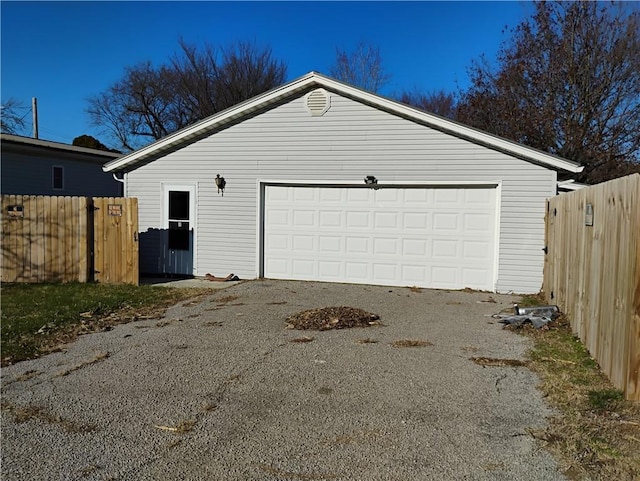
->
xmin=103 ymin=71 xmax=584 ymax=294
xmin=263 ymin=184 xmax=498 ymax=290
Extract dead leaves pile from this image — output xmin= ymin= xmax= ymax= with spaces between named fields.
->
xmin=286 ymin=306 xmax=381 ymax=331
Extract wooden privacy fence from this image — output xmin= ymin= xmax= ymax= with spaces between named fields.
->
xmin=544 ymin=174 xmax=639 ymax=401
xmin=1 ymin=195 xmax=138 ymax=285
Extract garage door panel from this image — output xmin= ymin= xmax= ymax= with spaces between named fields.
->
xmin=403 ymin=212 xmax=429 ymax=230
xmin=404 ymin=189 xmax=429 ymax=203
xmin=464 ymin=213 xmax=493 ymax=231
xmin=402 ymin=238 xmax=428 ymax=256
xmin=465 ymin=188 xmax=493 ymax=204
xmin=432 ymin=239 xmax=459 ymax=258
xmin=373 ymin=263 xmax=398 ymax=282
xmin=318 ymin=236 xmax=341 ymax=252
xmin=346 ymin=262 xmax=369 ymax=280
xmin=463 ymin=240 xmax=492 ymax=259
xmin=319 ymin=261 xmax=341 ymax=278
xmin=347 ymin=189 xmax=370 ymax=202
xmin=402 ymin=265 xmax=428 ymax=283
xmin=434 ymin=189 xmax=460 ymax=203
xmin=293 ymin=211 xmax=314 ymax=226
xmin=264 ymin=185 xmax=496 ymax=290
xmin=292 ymin=259 xmax=314 ymax=276
xmin=374 ymin=212 xmax=398 ymax=228
xmin=346 ymin=236 xmax=370 ymax=255
xmin=292 ymin=235 xmax=314 ymax=252
xmin=463 ymin=268 xmax=492 ymax=286
xmin=266 ymin=258 xmax=288 ymax=276
xmin=267 ymin=233 xmax=289 ymax=250
xmin=319 ymin=189 xmax=342 ymax=202
xmin=433 ymin=213 xmax=459 ymax=231
xmin=346 ymin=211 xmax=371 ymax=228
xmin=373 ymin=238 xmax=399 ymax=255
xmin=267 ymin=210 xmax=290 ymax=226
xmin=319 ymin=211 xmax=342 ymax=227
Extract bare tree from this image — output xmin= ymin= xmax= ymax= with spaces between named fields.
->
xmin=87 ymin=41 xmax=286 ymax=151
xmin=1 ymin=98 xmax=28 ymax=135
xmin=330 ymin=42 xmax=390 ymax=92
xmin=398 ymin=89 xmax=458 ymax=120
xmin=456 ymin=1 xmax=640 ymax=183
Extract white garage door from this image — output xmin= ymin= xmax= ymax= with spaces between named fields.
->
xmin=263 ymin=185 xmax=497 ymax=291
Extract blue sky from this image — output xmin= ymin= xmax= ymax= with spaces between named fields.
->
xmin=1 ymin=1 xmax=533 ymax=147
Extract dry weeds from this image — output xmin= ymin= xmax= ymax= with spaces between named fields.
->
xmin=154 ymin=419 xmax=196 ymax=434
xmin=516 ymin=313 xmax=640 ymax=480
xmin=156 ymin=318 xmax=182 ymax=327
xmin=55 ymin=351 xmax=110 ymax=377
xmin=355 ymin=338 xmax=378 ymax=344
xmin=470 ymin=357 xmax=528 ymax=367
xmin=213 ymin=295 xmax=240 ymax=306
xmin=290 ymin=336 xmax=315 ymax=343
xmin=391 ymin=339 xmax=433 ymax=348
xmin=15 ymin=369 xmax=41 ymax=381
xmin=1 ymin=400 xmax=97 ymax=433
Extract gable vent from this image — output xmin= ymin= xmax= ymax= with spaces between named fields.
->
xmin=305 ymin=89 xmax=330 ymax=116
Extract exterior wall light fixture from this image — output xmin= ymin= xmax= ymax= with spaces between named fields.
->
xmin=585 ymin=203 xmax=594 ymax=226
xmin=215 ymin=174 xmax=226 ymax=196
xmin=364 ymin=175 xmax=378 ymax=186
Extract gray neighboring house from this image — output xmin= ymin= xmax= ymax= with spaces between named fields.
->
xmin=1 ymin=133 xmax=122 ymax=197
xmin=104 ymin=72 xmax=583 ymax=294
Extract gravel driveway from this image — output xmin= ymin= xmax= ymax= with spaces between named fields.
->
xmin=1 ymin=280 xmax=565 ymax=480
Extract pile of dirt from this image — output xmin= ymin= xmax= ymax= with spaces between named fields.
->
xmin=286 ymin=306 xmax=380 ymax=331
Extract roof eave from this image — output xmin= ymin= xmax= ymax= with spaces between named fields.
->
xmin=103 ymin=71 xmax=584 ymax=174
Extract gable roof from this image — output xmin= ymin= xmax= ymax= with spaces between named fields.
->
xmin=2 ymin=133 xmax=121 ymax=162
xmin=103 ymin=71 xmax=583 ymax=174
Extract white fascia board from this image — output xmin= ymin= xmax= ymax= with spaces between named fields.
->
xmin=313 ymin=74 xmax=584 ymax=174
xmin=103 ymin=73 xmax=319 ymax=173
xmin=557 ymin=180 xmax=589 ymax=191
xmin=104 ymin=71 xmax=584 ymax=174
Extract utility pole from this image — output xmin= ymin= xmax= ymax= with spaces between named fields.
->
xmin=32 ymin=97 xmax=39 ymax=139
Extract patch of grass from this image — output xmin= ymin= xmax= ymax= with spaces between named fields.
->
xmin=517 ymin=292 xmax=546 ymax=307
xmin=0 ymin=282 xmax=209 ymax=366
xmin=587 ymin=388 xmax=624 ymax=412
xmin=518 ymin=315 xmax=640 ymax=480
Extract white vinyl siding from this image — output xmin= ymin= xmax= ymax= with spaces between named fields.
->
xmin=127 ymin=92 xmax=556 ymax=293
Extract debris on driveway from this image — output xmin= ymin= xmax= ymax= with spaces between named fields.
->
xmin=495 ymin=305 xmax=561 ymax=329
xmin=285 ymin=306 xmax=380 ymax=330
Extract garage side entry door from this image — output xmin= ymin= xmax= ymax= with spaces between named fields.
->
xmin=263 ymin=185 xmax=498 ymax=291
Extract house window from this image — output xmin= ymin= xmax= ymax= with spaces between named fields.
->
xmin=52 ymin=166 xmax=64 ymax=190
xmin=168 ymin=190 xmax=190 ymax=250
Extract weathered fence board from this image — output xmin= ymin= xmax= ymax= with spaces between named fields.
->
xmin=1 ymin=195 xmax=138 ymax=285
xmin=93 ymin=197 xmax=139 ymax=285
xmin=1 ymin=195 xmax=90 ymax=283
xmin=544 ymin=174 xmax=640 ymax=401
